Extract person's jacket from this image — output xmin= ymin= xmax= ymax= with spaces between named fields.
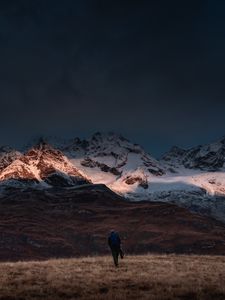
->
xmin=108 ymin=231 xmax=121 ymax=249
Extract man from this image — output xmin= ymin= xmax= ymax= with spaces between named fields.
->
xmin=108 ymin=230 xmax=124 ymax=267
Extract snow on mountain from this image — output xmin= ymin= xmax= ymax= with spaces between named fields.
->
xmin=0 ymin=132 xmax=225 ymax=222
xmin=151 ymin=137 xmax=225 ymax=221
xmin=22 ymin=132 xmax=165 ymax=196
xmin=162 ymin=136 xmax=225 ymax=172
xmin=161 ymin=146 xmax=188 ymax=172
xmin=55 ymin=132 xmax=165 ymax=190
xmin=53 ymin=132 xmax=225 ymax=222
xmin=0 ymin=140 xmax=91 ymax=188
xmin=0 ymin=159 xmax=39 ymax=184
xmin=28 ymin=133 xmax=225 ymax=202
xmin=183 ymin=138 xmax=225 ymax=170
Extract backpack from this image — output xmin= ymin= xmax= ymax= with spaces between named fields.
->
xmin=110 ymin=232 xmax=120 ymax=246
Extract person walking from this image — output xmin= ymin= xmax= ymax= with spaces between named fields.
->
xmin=108 ymin=230 xmax=124 ymax=267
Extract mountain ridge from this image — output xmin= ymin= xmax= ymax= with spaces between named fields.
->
xmin=1 ymin=132 xmax=225 ymax=222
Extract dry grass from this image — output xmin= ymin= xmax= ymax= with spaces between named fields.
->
xmin=0 ymin=254 xmax=225 ymax=299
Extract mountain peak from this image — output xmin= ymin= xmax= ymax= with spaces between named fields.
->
xmin=32 ymin=137 xmax=50 ymax=150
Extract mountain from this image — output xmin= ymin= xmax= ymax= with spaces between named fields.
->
xmin=1 ymin=185 xmax=225 ymax=261
xmin=21 ymin=133 xmax=163 ymax=191
xmin=56 ymin=133 xmax=225 ymax=222
xmin=1 ymin=133 xmax=225 ymax=261
xmin=52 ymin=132 xmax=165 ymax=192
xmin=162 ymin=136 xmax=225 ymax=171
xmin=0 ymin=140 xmax=91 ymax=188
xmin=1 ymin=132 xmax=225 ymax=222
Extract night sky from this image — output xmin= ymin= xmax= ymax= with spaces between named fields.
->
xmin=0 ymin=0 xmax=225 ymax=157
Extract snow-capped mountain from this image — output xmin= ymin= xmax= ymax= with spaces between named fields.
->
xmin=1 ymin=132 xmax=225 ymax=222
xmin=154 ymin=137 xmax=225 ymax=221
xmin=49 ymin=133 xmax=225 ymax=199
xmin=162 ymin=136 xmax=225 ymax=171
xmin=54 ymin=132 xmax=165 ymax=191
xmin=61 ymin=133 xmax=225 ymax=222
xmin=0 ymin=140 xmax=90 ymax=188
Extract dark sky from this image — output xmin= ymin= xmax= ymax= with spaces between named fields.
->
xmin=0 ymin=0 xmax=225 ymax=157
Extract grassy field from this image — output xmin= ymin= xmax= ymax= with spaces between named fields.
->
xmin=0 ymin=255 xmax=225 ymax=300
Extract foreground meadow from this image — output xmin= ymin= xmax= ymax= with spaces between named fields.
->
xmin=0 ymin=254 xmax=225 ymax=300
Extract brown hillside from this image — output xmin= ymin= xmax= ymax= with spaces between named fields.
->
xmin=0 ymin=184 xmax=225 ymax=261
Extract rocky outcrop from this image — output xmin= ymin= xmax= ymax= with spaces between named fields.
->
xmin=81 ymin=158 xmax=121 ymax=176
xmin=124 ymin=175 xmax=148 ymax=189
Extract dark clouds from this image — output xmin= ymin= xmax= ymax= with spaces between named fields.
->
xmin=0 ymin=0 xmax=225 ymax=156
